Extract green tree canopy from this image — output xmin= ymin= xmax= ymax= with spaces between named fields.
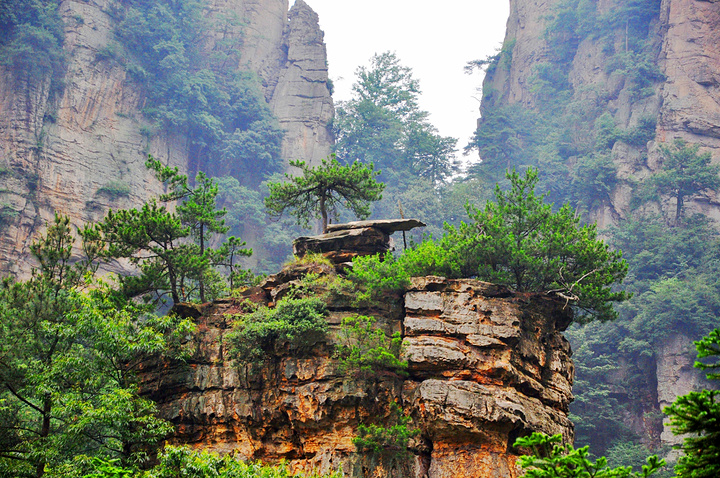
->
xmin=264 ymin=156 xmax=385 ymax=233
xmin=0 ymin=214 xmax=193 ymax=477
xmin=448 ymin=168 xmax=628 ymax=321
xmin=394 ymin=168 xmax=628 ymax=322
xmin=665 ymin=328 xmax=720 ymax=478
xmin=514 ymin=432 xmax=665 ymax=478
xmin=334 ymin=51 xmax=458 ymax=184
xmin=99 ymin=157 xmax=251 ymax=304
xmin=650 ymin=139 xmax=720 ymax=224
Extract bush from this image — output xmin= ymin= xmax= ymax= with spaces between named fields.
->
xmin=335 ymin=315 xmax=406 ymax=378
xmin=97 ymin=181 xmax=131 ymax=200
xmin=347 ymin=254 xmax=410 ymax=305
xmin=515 ymin=432 xmax=665 ymax=478
xmin=226 ymin=297 xmax=328 ymax=365
xmin=353 ymin=402 xmax=419 ymax=460
xmin=85 ymin=446 xmax=343 ymax=477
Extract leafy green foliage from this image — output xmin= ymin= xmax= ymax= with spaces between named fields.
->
xmin=665 ymin=329 xmax=720 ymax=478
xmin=99 ymin=198 xmax=197 ymax=304
xmin=0 ymin=0 xmax=66 ymax=92
xmin=109 ymin=0 xmax=283 ymax=183
xmin=334 ymin=51 xmax=458 ymax=184
xmin=0 ymin=214 xmax=194 ymax=477
xmin=265 ymin=156 xmax=385 ymax=233
xmin=470 ymin=0 xmax=663 ymax=207
xmin=335 ymin=315 xmax=406 ymax=378
xmin=97 ymin=181 xmax=131 ymax=200
xmin=445 ymin=169 xmax=628 ymax=321
xmin=648 ymin=139 xmax=720 ymax=223
xmin=346 ymin=254 xmax=410 ymax=305
xmin=99 ymin=158 xmax=252 ymax=304
xmin=353 ymin=402 xmax=419 ymax=460
xmin=226 ymin=297 xmax=328 ymax=366
xmin=515 ymin=433 xmax=665 ymax=478
xmin=568 ymin=210 xmax=720 ymax=457
xmin=85 ymin=446 xmax=343 ymax=477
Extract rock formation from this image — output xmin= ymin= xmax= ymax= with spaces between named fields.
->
xmin=483 ymin=0 xmax=720 ymax=227
xmin=139 ymin=264 xmax=575 ymax=478
xmin=0 ymin=0 xmax=333 ymax=278
xmin=481 ymin=0 xmax=720 ymax=453
xmin=293 ymin=219 xmax=426 ymax=264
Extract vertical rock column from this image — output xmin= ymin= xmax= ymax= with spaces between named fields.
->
xmin=270 ymin=0 xmax=334 ymax=167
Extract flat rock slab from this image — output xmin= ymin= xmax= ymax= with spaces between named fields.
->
xmin=293 ymin=227 xmax=390 ymax=260
xmin=326 ymin=218 xmax=426 ymax=234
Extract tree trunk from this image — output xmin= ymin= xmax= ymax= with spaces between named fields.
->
xmin=320 ymin=195 xmax=328 ymax=233
xmin=35 ymin=396 xmax=52 ymax=478
xmin=199 ymin=223 xmax=205 ymax=303
xmin=676 ymin=194 xmax=684 ymax=225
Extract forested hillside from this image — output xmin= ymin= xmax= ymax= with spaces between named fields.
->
xmin=467 ymin=0 xmax=720 ymax=465
xmin=2 ymin=0 xmax=720 ymax=475
xmin=0 ymin=0 xmax=332 ymax=276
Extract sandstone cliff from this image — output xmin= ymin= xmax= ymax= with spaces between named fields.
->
xmin=480 ymin=0 xmax=720 ymax=454
xmin=0 ymin=0 xmax=333 ymax=278
xmin=139 ymin=264 xmax=575 ymax=478
xmin=483 ymin=0 xmax=720 ymax=227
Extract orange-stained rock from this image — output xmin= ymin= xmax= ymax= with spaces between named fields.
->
xmin=139 ymin=269 xmax=574 ymax=478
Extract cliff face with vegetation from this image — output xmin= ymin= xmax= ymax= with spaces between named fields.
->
xmin=140 ymin=266 xmax=575 ymax=478
xmin=475 ymin=0 xmax=720 ymax=457
xmin=483 ymin=0 xmax=720 ymax=226
xmin=0 ymin=0 xmax=332 ymax=278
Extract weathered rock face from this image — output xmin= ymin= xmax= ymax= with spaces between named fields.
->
xmin=0 ymin=0 xmax=333 ymax=278
xmin=484 ymin=0 xmax=720 ymax=227
xmin=140 ymin=268 xmax=574 ymax=478
xmin=269 ymin=0 xmax=334 ymax=167
xmin=483 ymin=0 xmax=720 ymax=451
xmin=293 ymin=219 xmax=426 ymax=264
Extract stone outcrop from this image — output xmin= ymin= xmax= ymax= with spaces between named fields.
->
xmin=140 ymin=265 xmax=574 ymax=478
xmin=293 ymin=219 xmax=426 ymax=263
xmin=482 ymin=0 xmax=720 ymax=452
xmin=0 ymin=0 xmax=333 ymax=278
xmin=269 ymin=0 xmax=334 ymax=167
xmin=482 ymin=0 xmax=720 ymax=228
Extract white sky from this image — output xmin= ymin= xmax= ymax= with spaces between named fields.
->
xmin=300 ymin=1 xmax=510 ymax=153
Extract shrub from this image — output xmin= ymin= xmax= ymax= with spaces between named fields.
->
xmin=97 ymin=181 xmax=131 ymax=200
xmin=347 ymin=254 xmax=410 ymax=305
xmin=515 ymin=432 xmax=665 ymax=478
xmin=353 ymin=402 xmax=419 ymax=460
xmin=85 ymin=446 xmax=343 ymax=477
xmin=285 ymin=252 xmax=333 ymax=268
xmin=226 ymin=297 xmax=328 ymax=365
xmin=335 ymin=315 xmax=406 ymax=378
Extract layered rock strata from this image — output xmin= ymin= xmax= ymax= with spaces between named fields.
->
xmin=0 ymin=0 xmax=332 ymax=278
xmin=140 ymin=266 xmax=574 ymax=478
xmin=482 ymin=0 xmax=720 ymax=450
xmin=293 ymin=219 xmax=426 ymax=264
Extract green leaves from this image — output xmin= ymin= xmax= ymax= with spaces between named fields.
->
xmin=334 ymin=51 xmax=458 ymax=183
xmin=112 ymin=0 xmax=283 ymax=182
xmin=665 ymin=329 xmax=720 ymax=477
xmin=515 ymin=433 xmax=665 ymax=478
xmin=447 ymin=168 xmax=628 ymax=321
xmin=264 ymin=155 xmax=384 ymax=233
xmin=335 ymin=315 xmax=407 ymax=378
xmin=353 ymin=402 xmax=418 ymax=460
xmin=226 ymin=297 xmax=329 ymax=366
xmin=649 ymin=139 xmax=720 ymax=223
xmin=0 ymin=219 xmax=195 ymax=476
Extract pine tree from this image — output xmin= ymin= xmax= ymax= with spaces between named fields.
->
xmin=265 ymin=156 xmax=384 ymax=233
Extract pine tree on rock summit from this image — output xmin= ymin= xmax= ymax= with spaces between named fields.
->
xmin=265 ymin=155 xmax=385 ymax=233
